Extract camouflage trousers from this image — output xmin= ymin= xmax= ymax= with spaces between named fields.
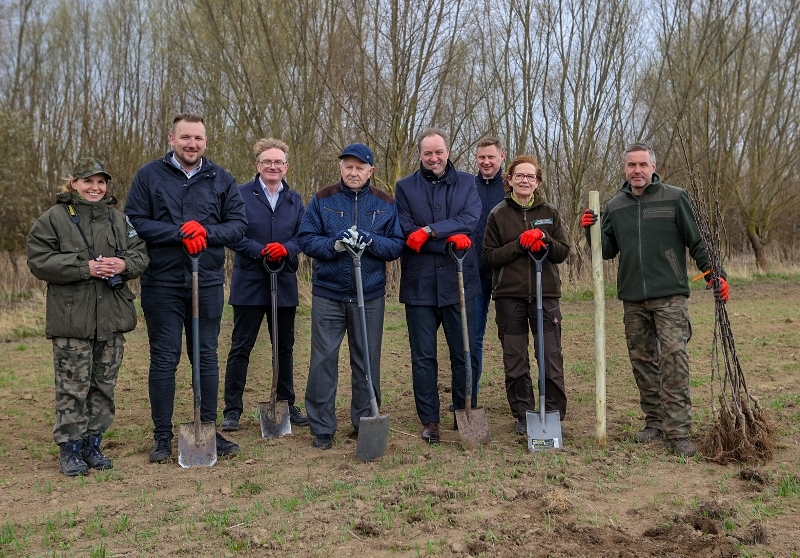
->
xmin=52 ymin=334 xmax=125 ymax=445
xmin=623 ymin=296 xmax=693 ymax=438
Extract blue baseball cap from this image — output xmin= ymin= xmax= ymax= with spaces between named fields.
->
xmin=339 ymin=143 xmax=374 ymax=165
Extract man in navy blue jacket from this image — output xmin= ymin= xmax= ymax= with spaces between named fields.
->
xmin=220 ymin=138 xmax=307 ymax=433
xmin=395 ymin=128 xmax=481 ymax=443
xmin=473 ymin=136 xmax=506 ymax=387
xmin=297 ymin=144 xmax=404 ymax=450
xmin=125 ymin=113 xmax=247 ymax=463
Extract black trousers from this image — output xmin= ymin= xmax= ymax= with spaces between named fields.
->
xmin=223 ymin=304 xmax=297 ymax=416
xmin=495 ymin=297 xmax=567 ymax=421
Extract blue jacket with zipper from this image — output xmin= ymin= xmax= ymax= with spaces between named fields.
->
xmin=297 ymin=181 xmax=404 ymax=301
xmin=124 ymin=152 xmax=247 ymax=288
xmin=228 ymin=176 xmax=304 ymax=307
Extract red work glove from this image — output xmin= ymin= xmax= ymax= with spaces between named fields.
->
xmin=180 ymin=220 xmax=207 ymax=239
xmin=519 ymin=228 xmax=545 ymax=249
xmin=446 ymin=234 xmax=472 ymax=250
xmin=261 ymin=242 xmax=289 ymax=261
xmin=581 ymin=209 xmax=598 ymax=229
xmin=406 ymin=228 xmax=430 ymax=252
xmin=182 ymin=235 xmax=206 ymax=255
xmin=707 ymin=276 xmax=729 ymax=302
xmin=529 ymin=239 xmax=546 ymax=253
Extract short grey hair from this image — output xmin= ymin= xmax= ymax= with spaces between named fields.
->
xmin=623 ymin=142 xmax=656 ymax=166
xmin=416 ymin=128 xmax=450 ymax=152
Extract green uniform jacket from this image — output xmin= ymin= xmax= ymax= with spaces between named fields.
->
xmin=27 ymin=191 xmax=149 ymax=341
xmin=594 ymin=174 xmax=711 ymax=303
xmin=482 ymin=193 xmax=570 ymax=300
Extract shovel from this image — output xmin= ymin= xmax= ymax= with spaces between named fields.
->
xmin=447 ymin=244 xmax=491 ymax=450
xmin=178 ymin=250 xmax=217 ymax=468
xmin=345 ymin=236 xmax=389 ymax=462
xmin=259 ymin=258 xmax=291 ymax=439
xmin=526 ymin=245 xmax=563 ymax=452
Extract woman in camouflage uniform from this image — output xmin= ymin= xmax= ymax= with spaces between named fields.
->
xmin=27 ymin=158 xmax=148 ymax=476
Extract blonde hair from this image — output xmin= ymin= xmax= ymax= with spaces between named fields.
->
xmin=253 ymin=138 xmax=289 ymax=161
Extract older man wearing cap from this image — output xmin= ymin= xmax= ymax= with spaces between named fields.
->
xmin=297 ymin=143 xmax=404 ymax=450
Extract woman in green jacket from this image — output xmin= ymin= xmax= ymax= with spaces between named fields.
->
xmin=27 ymin=158 xmax=148 ymax=476
xmin=482 ymin=155 xmax=570 ymax=435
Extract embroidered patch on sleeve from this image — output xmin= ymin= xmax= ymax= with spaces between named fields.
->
xmin=126 ymin=216 xmax=139 ymax=237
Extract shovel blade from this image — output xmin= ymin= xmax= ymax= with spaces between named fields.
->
xmin=356 ymin=414 xmax=390 ymax=462
xmin=455 ymin=407 xmax=492 ymax=450
xmin=177 ymin=421 xmax=217 ymax=468
xmin=526 ymin=410 xmax=563 ymax=452
xmin=259 ymin=400 xmax=291 ymax=439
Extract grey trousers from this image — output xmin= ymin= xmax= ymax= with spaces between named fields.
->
xmin=304 ymin=295 xmax=384 ymax=436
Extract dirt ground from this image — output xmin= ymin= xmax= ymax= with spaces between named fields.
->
xmin=0 ymin=277 xmax=798 ymax=557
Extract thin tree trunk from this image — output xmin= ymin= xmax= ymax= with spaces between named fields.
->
xmin=746 ymin=225 xmax=767 ymax=270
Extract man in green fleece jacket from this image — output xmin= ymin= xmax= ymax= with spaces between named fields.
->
xmin=582 ymin=142 xmax=730 ymax=458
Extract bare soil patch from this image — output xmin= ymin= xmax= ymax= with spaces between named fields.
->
xmin=0 ymin=277 xmax=798 ymax=557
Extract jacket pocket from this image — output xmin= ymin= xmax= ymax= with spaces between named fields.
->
xmin=47 ymin=283 xmax=95 ymax=339
xmin=643 ymin=206 xmax=675 ymax=219
xmin=665 ymin=248 xmax=686 ymax=285
xmin=113 ymin=286 xmax=138 ymax=333
xmin=366 ymin=209 xmax=388 ymax=233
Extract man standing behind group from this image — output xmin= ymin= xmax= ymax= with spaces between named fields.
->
xmin=582 ymin=142 xmax=730 ymax=457
xmin=395 ymin=128 xmax=481 ymax=443
xmin=297 ymin=144 xmax=404 ymax=450
xmin=472 ymin=137 xmax=506 ymax=387
xmin=220 ymin=138 xmax=307 ymax=433
xmin=125 ymin=113 xmax=247 ymax=463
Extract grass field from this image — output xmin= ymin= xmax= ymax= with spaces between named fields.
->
xmin=0 ymin=271 xmax=798 ymax=557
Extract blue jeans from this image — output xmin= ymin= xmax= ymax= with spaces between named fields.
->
xmin=141 ymin=285 xmax=223 ymax=439
xmin=406 ymin=303 xmax=480 ymax=425
xmin=305 ymin=295 xmax=384 ymax=436
xmin=473 ymin=272 xmax=493 ymax=387
xmin=223 ymin=305 xmax=297 ymax=416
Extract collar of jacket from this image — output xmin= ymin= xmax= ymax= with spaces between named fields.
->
xmin=504 ymin=191 xmax=545 ymax=211
xmin=338 ymin=179 xmax=371 ymax=196
xmin=160 ymin=151 xmax=211 ymax=176
xmin=476 ymin=168 xmax=504 ymax=186
xmin=56 ymin=190 xmax=117 ymax=206
xmin=419 ymin=160 xmax=456 ymax=184
xmin=251 ymin=175 xmax=292 ymax=194
xmin=620 ymin=172 xmax=662 ymax=196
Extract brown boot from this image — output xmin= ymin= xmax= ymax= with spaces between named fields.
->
xmin=421 ymin=423 xmax=440 ymax=443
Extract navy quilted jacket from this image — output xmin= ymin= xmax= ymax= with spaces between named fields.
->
xmin=297 ymin=181 xmax=403 ymax=301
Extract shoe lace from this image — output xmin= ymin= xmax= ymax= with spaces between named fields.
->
xmin=84 ymin=445 xmax=102 ymax=460
xmin=64 ymin=445 xmax=84 ymax=466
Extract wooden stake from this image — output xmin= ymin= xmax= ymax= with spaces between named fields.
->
xmin=589 ymin=191 xmax=607 ymax=449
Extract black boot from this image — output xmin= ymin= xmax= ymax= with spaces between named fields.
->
xmin=82 ymin=435 xmax=113 ymax=470
xmin=59 ymin=440 xmax=89 ymax=477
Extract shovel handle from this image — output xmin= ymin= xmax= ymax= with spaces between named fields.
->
xmin=448 ymin=243 xmax=473 ymax=412
xmin=346 ymin=243 xmax=380 ymax=418
xmin=187 ymin=250 xmax=204 ymax=443
xmin=262 ymin=257 xmax=284 ymax=401
xmin=447 ymin=243 xmax=467 ymax=270
xmin=527 ymin=245 xmax=549 ymax=422
xmin=262 ymin=257 xmax=285 ymax=275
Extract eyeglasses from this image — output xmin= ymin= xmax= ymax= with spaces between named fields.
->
xmin=512 ymin=173 xmax=538 ymax=182
xmin=257 ymin=159 xmax=286 ymax=167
